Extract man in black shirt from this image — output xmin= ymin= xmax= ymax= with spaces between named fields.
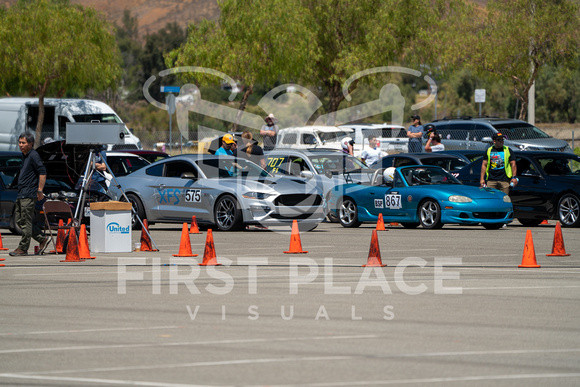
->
xmin=10 ymin=133 xmax=49 ymax=256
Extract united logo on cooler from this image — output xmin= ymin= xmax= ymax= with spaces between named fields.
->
xmin=107 ymin=222 xmax=130 ymax=234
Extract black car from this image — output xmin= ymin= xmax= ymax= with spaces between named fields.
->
xmin=456 ymin=151 xmax=580 ymax=227
xmin=377 ymin=153 xmax=470 ymax=177
xmin=437 ymin=149 xmax=485 ymax=163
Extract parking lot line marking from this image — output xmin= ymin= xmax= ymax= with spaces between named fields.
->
xmin=0 ymin=373 xmax=215 ymax=387
xmin=0 ymin=325 xmax=182 ymax=337
xmin=0 ymin=334 xmax=377 ymax=355
xmin=265 ymin=372 xmax=580 ymax=386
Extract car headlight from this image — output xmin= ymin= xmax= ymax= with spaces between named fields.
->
xmin=242 ymin=192 xmax=273 ymax=200
xmin=448 ymin=195 xmax=472 ymax=203
xmin=503 ymin=195 xmax=511 ymax=203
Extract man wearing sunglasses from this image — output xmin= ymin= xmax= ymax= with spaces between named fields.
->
xmin=480 ymin=132 xmax=518 ymax=194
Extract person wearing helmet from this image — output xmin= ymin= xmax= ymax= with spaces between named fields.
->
xmin=424 ymin=125 xmax=444 ymax=152
xmin=411 ymin=168 xmax=431 ymax=185
xmin=341 ymin=136 xmax=355 ymax=156
xmin=383 ymin=167 xmax=397 ymax=185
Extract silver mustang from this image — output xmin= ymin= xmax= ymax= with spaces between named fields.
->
xmin=109 ymin=154 xmax=325 ymax=231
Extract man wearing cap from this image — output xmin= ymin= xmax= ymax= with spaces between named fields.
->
xmin=260 ymin=114 xmax=279 ymax=151
xmin=407 ymin=114 xmax=424 ymax=153
xmin=480 ymin=133 xmax=517 ymax=194
xmin=215 ymin=133 xmax=237 ymax=156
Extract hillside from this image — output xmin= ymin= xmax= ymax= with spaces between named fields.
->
xmin=0 ymin=0 xmax=220 ymax=37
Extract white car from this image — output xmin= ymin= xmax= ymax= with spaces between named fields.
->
xmin=340 ymin=123 xmax=408 ymax=155
xmin=276 ymin=126 xmax=354 ymax=151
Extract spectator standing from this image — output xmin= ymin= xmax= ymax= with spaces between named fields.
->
xmin=215 ymin=134 xmax=237 ymax=156
xmin=10 ymin=132 xmax=49 ymax=256
xmin=234 ymin=131 xmax=266 ymax=168
xmin=425 ymin=132 xmax=445 ymax=152
xmin=407 ymin=114 xmax=424 ymax=153
xmin=480 ymin=133 xmax=517 ymax=194
xmin=260 ymin=113 xmax=279 ymax=151
xmin=360 ymin=136 xmax=386 ymax=166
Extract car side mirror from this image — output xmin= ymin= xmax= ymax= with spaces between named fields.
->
xmin=181 ymin=172 xmax=196 ymax=179
xmin=482 ymin=137 xmax=493 ymax=143
xmin=300 ymin=170 xmax=314 ymax=179
xmin=521 ymin=169 xmax=540 ymax=178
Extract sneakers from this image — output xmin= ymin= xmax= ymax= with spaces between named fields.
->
xmin=9 ymin=248 xmax=27 ymax=256
xmin=37 ymin=237 xmax=50 ymax=255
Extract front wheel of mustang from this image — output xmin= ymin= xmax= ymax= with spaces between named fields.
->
xmin=214 ymin=195 xmax=244 ymax=231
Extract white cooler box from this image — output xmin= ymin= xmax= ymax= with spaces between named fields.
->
xmin=89 ymin=201 xmax=132 ymax=253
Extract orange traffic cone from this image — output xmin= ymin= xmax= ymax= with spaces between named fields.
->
xmin=363 ymin=229 xmax=386 ymax=267
xmin=390 ymin=222 xmax=399 ymax=227
xmin=51 ymin=219 xmax=66 ymax=253
xmin=173 ymin=223 xmax=198 ymax=257
xmin=546 ymin=222 xmax=570 ymax=257
xmin=376 ymin=213 xmax=386 ymax=231
xmin=284 ymin=220 xmax=307 ymax=254
xmin=199 ymin=229 xmax=220 ymax=266
xmin=541 ymin=219 xmax=549 ymax=225
xmin=518 ymin=230 xmax=540 ymax=268
xmin=78 ymin=224 xmax=95 ymax=259
xmin=139 ymin=219 xmax=158 ymax=252
xmin=189 ymin=216 xmax=202 ymax=234
xmin=60 ymin=227 xmax=81 ymax=262
xmin=0 ymin=231 xmax=9 ymax=250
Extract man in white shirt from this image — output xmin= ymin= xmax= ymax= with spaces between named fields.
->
xmin=425 ymin=132 xmax=445 ymax=152
xmin=360 ymin=136 xmax=387 ymax=167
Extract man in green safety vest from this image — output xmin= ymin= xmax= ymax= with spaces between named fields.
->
xmin=480 ymin=133 xmax=518 ymax=194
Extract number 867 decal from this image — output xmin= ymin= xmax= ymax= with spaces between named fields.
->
xmin=385 ymin=194 xmax=402 ymax=209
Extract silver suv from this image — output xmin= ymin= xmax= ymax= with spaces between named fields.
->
xmin=426 ymin=117 xmax=572 ymax=153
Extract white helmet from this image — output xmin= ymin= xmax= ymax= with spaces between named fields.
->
xmin=383 ymin=167 xmax=396 ymax=183
xmin=341 ymin=137 xmax=354 ymax=150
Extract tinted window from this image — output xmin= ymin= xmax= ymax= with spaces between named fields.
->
xmin=421 ymin=157 xmax=468 ymax=171
xmin=439 ymin=122 xmax=475 ymax=140
xmin=146 ymin=163 xmax=164 ymax=177
xmin=164 ymin=161 xmax=197 ymax=178
xmin=492 ymin=123 xmax=550 ymax=140
xmin=394 ymin=157 xmax=415 ymax=167
xmin=535 ymin=155 xmax=580 ymax=176
xmin=473 ymin=124 xmax=494 ymax=141
xmin=281 ymin=133 xmax=297 ymax=145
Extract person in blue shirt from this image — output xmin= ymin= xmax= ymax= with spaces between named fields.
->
xmin=407 ymin=114 xmax=424 ymax=153
xmin=215 ymin=133 xmax=237 ymax=156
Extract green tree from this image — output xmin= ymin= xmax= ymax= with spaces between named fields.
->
xmin=115 ymin=10 xmax=144 ymax=102
xmin=0 ymin=0 xmax=122 ymax=144
xmin=448 ymin=0 xmax=580 ymax=121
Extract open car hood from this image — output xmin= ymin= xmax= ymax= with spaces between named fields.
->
xmin=36 ymin=140 xmax=98 ymax=185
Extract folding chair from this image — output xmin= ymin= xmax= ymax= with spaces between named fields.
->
xmin=42 ymin=200 xmax=80 ymax=254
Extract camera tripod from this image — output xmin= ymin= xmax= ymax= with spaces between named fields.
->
xmin=75 ymin=148 xmax=159 ymax=251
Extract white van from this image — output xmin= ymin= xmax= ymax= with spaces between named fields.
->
xmin=276 ymin=126 xmax=355 ymax=151
xmin=0 ymin=98 xmax=142 ymax=151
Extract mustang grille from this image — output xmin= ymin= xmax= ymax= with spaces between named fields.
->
xmin=274 ymin=194 xmax=322 ymax=207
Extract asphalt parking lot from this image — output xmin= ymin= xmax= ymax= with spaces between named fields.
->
xmin=1 ymin=221 xmax=579 ymax=386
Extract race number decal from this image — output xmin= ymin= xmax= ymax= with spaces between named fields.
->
xmin=384 ymin=194 xmax=402 ymax=209
xmin=374 ymin=199 xmax=384 ymax=208
xmin=185 ymin=189 xmax=202 ymax=203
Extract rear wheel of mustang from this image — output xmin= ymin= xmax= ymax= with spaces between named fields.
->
xmin=126 ymin=193 xmax=145 ymax=230
xmin=214 ymin=195 xmax=244 ymax=231
xmin=338 ymin=197 xmax=361 ymax=228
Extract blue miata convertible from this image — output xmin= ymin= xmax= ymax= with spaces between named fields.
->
xmin=327 ymin=165 xmax=514 ymax=229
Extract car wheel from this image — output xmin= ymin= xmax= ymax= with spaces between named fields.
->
xmin=518 ymin=218 xmax=543 ymax=227
xmin=126 ymin=193 xmax=145 ymax=230
xmin=401 ymin=222 xmax=419 ymax=229
xmin=338 ymin=197 xmax=361 ymax=228
xmin=214 ymin=195 xmax=244 ymax=231
xmin=9 ymin=212 xmax=22 ymax=235
xmin=482 ymin=223 xmax=503 ymax=230
xmin=419 ymin=199 xmax=443 ymax=229
xmin=558 ymin=194 xmax=580 ymax=227
xmin=327 ymin=213 xmax=340 ymax=223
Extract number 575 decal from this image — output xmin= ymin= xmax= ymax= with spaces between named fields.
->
xmin=185 ymin=189 xmax=202 ymax=203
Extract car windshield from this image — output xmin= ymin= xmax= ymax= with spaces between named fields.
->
xmin=316 ymin=130 xmax=352 ymax=142
xmin=492 ymin=123 xmax=551 ymax=140
xmin=535 ymin=155 xmax=580 ymax=176
xmin=310 ymin=155 xmax=369 ymax=174
xmin=420 ymin=157 xmax=469 ymax=171
xmin=400 ymin=166 xmax=461 ymax=186
xmin=196 ymin=157 xmax=271 ymax=179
